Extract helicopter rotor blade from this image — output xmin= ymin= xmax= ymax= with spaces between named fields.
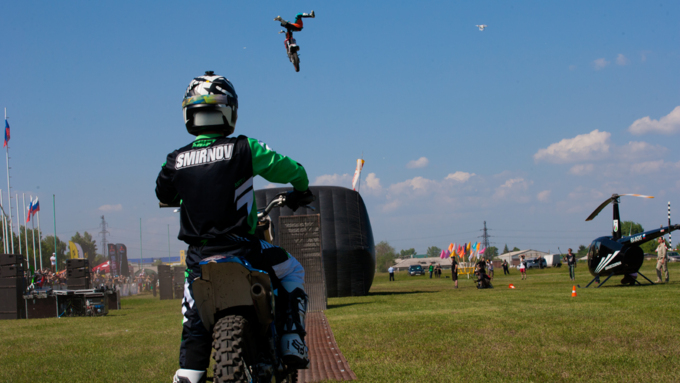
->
xmin=619 ymin=194 xmax=654 ymax=199
xmin=585 ymin=193 xmax=655 ymax=222
xmin=585 ymin=195 xmax=617 ymax=221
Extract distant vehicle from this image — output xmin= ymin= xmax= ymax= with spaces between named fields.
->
xmin=544 ymin=254 xmax=562 ymax=267
xmin=668 ymin=251 xmax=680 ymax=262
xmin=408 ymin=265 xmax=425 ymax=276
xmin=525 ymin=258 xmax=546 ymax=269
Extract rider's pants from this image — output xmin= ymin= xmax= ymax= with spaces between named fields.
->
xmin=179 ymin=238 xmax=305 ymax=370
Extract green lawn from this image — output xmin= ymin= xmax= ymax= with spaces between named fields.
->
xmin=0 ymin=261 xmax=678 ymax=382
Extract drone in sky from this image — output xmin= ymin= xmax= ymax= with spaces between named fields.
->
xmin=583 ymin=193 xmax=678 ymax=288
xmin=476 ymin=24 xmax=487 ymax=31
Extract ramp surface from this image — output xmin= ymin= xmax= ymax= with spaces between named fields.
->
xmin=298 ymin=312 xmax=356 ymax=382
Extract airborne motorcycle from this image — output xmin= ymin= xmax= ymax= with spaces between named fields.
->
xmin=163 ymin=192 xmax=308 ymax=382
xmin=279 ymin=30 xmax=301 ymax=72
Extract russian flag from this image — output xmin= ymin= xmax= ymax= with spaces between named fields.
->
xmin=3 ymin=119 xmax=9 ymax=148
xmin=32 ymin=198 xmax=40 ymax=215
xmin=26 ymin=200 xmax=33 ymax=223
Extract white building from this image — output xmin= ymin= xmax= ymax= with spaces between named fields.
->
xmin=496 ymin=249 xmax=549 ymax=265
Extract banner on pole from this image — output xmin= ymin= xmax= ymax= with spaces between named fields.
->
xmin=351 ymin=159 xmax=365 ymax=191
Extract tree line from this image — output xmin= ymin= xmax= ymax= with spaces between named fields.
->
xmin=0 ymin=221 xmax=101 ymax=270
xmin=374 ymin=220 xmax=674 ymax=272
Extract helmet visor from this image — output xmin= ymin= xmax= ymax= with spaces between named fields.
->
xmin=182 ymin=94 xmax=236 ymax=109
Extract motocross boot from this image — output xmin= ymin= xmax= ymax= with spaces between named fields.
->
xmin=280 ymin=288 xmax=309 ymax=369
xmin=173 ymin=369 xmax=206 ymax=383
xmin=274 ymin=15 xmax=283 ymax=22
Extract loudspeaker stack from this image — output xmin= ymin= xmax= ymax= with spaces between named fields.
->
xmin=0 ymin=254 xmax=26 ymax=320
xmin=173 ymin=266 xmax=186 ymax=299
xmin=158 ymin=264 xmax=173 ymax=300
xmin=66 ymin=259 xmax=91 ymax=290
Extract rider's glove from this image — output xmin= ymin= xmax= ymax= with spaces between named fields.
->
xmin=286 ymin=189 xmax=315 ymax=211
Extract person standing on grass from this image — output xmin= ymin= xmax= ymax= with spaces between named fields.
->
xmin=655 ymin=237 xmax=669 ymax=283
xmin=487 ymin=259 xmax=494 ymax=280
xmin=502 ymin=259 xmax=510 ymax=275
xmin=566 ymin=248 xmax=576 ymax=281
xmin=519 ymin=255 xmax=527 ymax=280
xmin=451 ymin=257 xmax=459 ymax=288
xmin=388 ymin=266 xmax=395 ymax=281
xmin=429 ymin=263 xmax=434 ymax=279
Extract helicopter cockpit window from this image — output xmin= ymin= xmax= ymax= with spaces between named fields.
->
xmin=588 ymin=241 xmax=600 ymax=258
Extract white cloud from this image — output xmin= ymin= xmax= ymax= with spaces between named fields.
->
xmin=445 ymin=171 xmax=476 ymax=183
xmin=616 ymin=54 xmax=629 ymax=66
xmin=569 ymin=164 xmax=594 ymax=176
xmin=617 ymin=141 xmax=667 ymax=159
xmin=534 ymin=130 xmax=611 ymax=164
xmin=628 ymin=106 xmax=680 ymax=135
xmin=630 ymin=160 xmax=664 ymax=174
xmin=99 ymin=204 xmax=122 ymax=212
xmin=312 ymin=173 xmax=352 ymax=187
xmin=362 ymin=173 xmax=383 ymax=195
xmin=537 ymin=190 xmax=551 ymax=202
xmin=593 ymin=58 xmax=610 ymax=70
xmin=406 ymin=157 xmax=429 ymax=169
xmin=493 ymin=178 xmax=532 ymax=201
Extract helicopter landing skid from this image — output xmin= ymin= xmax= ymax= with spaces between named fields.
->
xmin=584 ymin=271 xmax=656 ymax=288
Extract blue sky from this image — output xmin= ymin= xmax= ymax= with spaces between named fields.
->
xmin=1 ymin=1 xmax=678 ymax=259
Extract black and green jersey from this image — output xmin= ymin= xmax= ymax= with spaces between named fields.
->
xmin=156 ymin=134 xmax=309 ymax=244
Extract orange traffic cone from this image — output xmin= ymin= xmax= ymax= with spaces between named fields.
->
xmin=571 ymin=285 xmax=577 ymax=297
xmin=509 ymin=284 xmax=515 ymax=289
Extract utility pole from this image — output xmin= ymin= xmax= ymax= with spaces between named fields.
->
xmin=99 ymin=215 xmax=110 ymax=259
xmin=479 ymin=221 xmax=492 ymax=252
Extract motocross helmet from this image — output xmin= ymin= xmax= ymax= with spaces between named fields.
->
xmin=182 ymin=71 xmax=238 ymax=136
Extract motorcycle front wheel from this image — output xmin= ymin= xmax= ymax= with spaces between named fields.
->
xmin=212 ymin=315 xmax=257 ymax=382
xmin=290 ymin=51 xmax=300 ymax=72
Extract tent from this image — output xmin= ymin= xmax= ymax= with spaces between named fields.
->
xmin=92 ymin=261 xmax=110 ymax=274
xmin=255 ymin=186 xmax=375 ymax=297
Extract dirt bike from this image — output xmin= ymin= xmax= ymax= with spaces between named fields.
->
xmin=161 ymin=192 xmax=311 ymax=382
xmin=279 ymin=30 xmax=301 ymax=72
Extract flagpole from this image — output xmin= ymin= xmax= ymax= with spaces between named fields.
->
xmin=0 ymin=189 xmax=6 ymax=254
xmin=23 ymin=194 xmax=30 ymax=271
xmin=15 ymin=193 xmax=21 ymax=259
xmin=5 ymin=108 xmax=14 ymax=254
xmin=30 ymin=198 xmax=37 ymax=271
xmin=53 ymin=195 xmax=57 ymax=273
xmin=37 ymin=207 xmax=43 ymax=270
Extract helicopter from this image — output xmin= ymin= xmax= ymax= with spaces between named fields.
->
xmin=583 ymin=193 xmax=679 ymax=288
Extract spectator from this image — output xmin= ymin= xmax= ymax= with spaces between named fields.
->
xmin=502 ymin=259 xmax=510 ymax=275
xmin=50 ymin=253 xmax=56 ymax=272
xmin=429 ymin=263 xmax=434 ymax=279
xmin=451 ymin=257 xmax=459 ymax=289
xmin=655 ymin=237 xmax=669 ymax=283
xmin=487 ymin=259 xmax=494 ymax=280
xmin=388 ymin=266 xmax=395 ymax=281
xmin=519 ymin=255 xmax=527 ymax=280
xmin=566 ymin=248 xmax=576 ymax=281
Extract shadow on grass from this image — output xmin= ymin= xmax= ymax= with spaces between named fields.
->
xmin=327 ymin=302 xmax=369 ymax=309
xmin=368 ymin=290 xmax=435 ymax=296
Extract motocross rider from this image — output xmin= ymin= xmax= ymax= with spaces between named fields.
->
xmin=157 ymin=71 xmax=313 ymax=383
xmin=275 ymin=10 xmax=315 ymax=34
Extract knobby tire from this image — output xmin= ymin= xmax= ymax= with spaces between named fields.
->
xmin=291 ymin=52 xmax=300 ymax=72
xmin=212 ymin=315 xmax=255 ymax=383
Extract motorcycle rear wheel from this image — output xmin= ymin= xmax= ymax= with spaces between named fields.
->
xmin=291 ymin=51 xmax=300 ymax=72
xmin=212 ymin=315 xmax=256 ymax=382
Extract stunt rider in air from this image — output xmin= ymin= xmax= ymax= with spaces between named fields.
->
xmin=274 ymin=10 xmax=315 ymax=33
xmin=157 ymin=71 xmax=314 ymax=383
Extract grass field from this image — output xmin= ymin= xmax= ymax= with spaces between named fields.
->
xmin=1 ymin=261 xmax=678 ymax=382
